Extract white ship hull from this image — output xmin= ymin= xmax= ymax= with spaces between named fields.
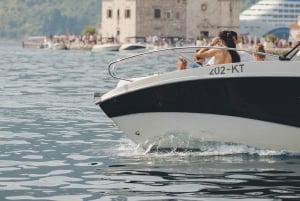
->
xmin=240 ymin=0 xmax=300 ymax=38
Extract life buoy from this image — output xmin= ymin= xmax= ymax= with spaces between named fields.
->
xmin=201 ymin=3 xmax=207 ymax=11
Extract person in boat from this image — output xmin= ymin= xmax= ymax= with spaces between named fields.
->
xmin=197 ymin=30 xmax=240 ymax=65
xmin=206 ymin=30 xmax=252 ymax=65
xmin=176 ymin=57 xmax=187 ymax=70
xmin=253 ymin=43 xmax=266 ymax=61
xmin=191 ymin=49 xmax=204 ymax=68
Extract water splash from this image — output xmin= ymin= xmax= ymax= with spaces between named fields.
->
xmin=116 ymin=133 xmax=300 ymax=158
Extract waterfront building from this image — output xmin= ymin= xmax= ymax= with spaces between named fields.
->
xmin=101 ymin=0 xmax=240 ymax=43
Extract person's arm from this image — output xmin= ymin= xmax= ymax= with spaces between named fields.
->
xmin=197 ymin=37 xmax=220 ymax=57
xmin=197 ymin=47 xmax=218 ymax=58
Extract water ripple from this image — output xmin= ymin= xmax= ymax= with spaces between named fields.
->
xmin=0 ymin=43 xmax=299 ymax=200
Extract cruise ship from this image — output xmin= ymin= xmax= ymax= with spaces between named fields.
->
xmin=240 ymin=0 xmax=300 ymax=39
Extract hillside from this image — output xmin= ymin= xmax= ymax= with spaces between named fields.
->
xmin=0 ymin=0 xmax=101 ymax=39
xmin=0 ymin=0 xmax=257 ymax=40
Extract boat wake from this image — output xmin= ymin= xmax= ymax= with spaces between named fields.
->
xmin=116 ymin=133 xmax=300 ymax=157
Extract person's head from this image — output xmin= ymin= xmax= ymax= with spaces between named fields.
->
xmin=177 ymin=57 xmax=187 ymax=70
xmin=218 ymin=30 xmax=236 ymax=48
xmin=253 ymin=43 xmax=266 ymax=61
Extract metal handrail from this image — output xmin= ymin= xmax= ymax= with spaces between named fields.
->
xmin=107 ymin=45 xmax=285 ymax=82
xmin=279 ymin=41 xmax=300 ymax=61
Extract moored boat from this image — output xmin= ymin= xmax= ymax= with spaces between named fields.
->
xmin=91 ymin=43 xmax=121 ymax=52
xmin=95 ymin=44 xmax=300 ymax=152
xmin=52 ymin=41 xmax=67 ymax=50
xmin=22 ymin=36 xmax=45 ymax=49
xmin=119 ymin=43 xmax=148 ymax=52
xmin=119 ymin=36 xmax=149 ymax=52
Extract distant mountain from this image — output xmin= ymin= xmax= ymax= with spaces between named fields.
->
xmin=0 ymin=0 xmax=258 ymax=40
xmin=0 ymin=0 xmax=101 ymax=39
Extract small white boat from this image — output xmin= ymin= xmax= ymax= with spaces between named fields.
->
xmin=95 ymin=44 xmax=300 ymax=152
xmin=52 ymin=42 xmax=67 ymax=50
xmin=91 ymin=43 xmax=121 ymax=52
xmin=119 ymin=43 xmax=148 ymax=52
xmin=119 ymin=37 xmax=150 ymax=52
xmin=22 ymin=36 xmax=45 ymax=49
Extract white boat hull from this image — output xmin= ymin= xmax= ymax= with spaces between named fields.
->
xmin=119 ymin=43 xmax=147 ymax=51
xmin=112 ymin=113 xmax=300 ymax=151
xmin=52 ymin=43 xmax=66 ymax=50
xmin=91 ymin=44 xmax=121 ymax=52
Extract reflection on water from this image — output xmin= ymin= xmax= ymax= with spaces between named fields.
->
xmin=95 ymin=152 xmax=300 ymax=200
xmin=0 ymin=42 xmax=299 ymax=201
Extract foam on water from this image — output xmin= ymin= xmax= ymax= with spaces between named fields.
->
xmin=116 ymin=134 xmax=300 ymax=158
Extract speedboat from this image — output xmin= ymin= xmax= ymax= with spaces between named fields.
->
xmin=91 ymin=43 xmax=121 ymax=52
xmin=95 ymin=43 xmax=300 ymax=152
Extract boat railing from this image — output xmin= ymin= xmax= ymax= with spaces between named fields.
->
xmin=279 ymin=41 xmax=300 ymax=61
xmin=107 ymin=45 xmax=296 ymax=82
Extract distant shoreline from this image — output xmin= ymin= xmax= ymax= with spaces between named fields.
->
xmin=2 ymin=38 xmax=291 ymax=56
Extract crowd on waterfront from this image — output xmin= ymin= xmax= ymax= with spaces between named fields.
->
xmin=22 ymin=31 xmax=298 ymax=54
xmin=70 ymin=32 xmax=299 ymax=53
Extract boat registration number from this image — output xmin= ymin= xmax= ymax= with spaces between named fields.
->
xmin=209 ymin=64 xmax=245 ymax=75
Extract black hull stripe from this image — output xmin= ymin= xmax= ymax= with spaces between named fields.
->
xmin=99 ymin=77 xmax=300 ymax=128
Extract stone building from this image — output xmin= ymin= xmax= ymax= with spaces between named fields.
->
xmin=101 ymin=0 xmax=240 ymax=43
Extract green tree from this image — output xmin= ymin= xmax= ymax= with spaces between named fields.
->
xmin=0 ymin=0 xmax=101 ymax=39
xmin=266 ymin=34 xmax=277 ymax=43
xmin=82 ymin=26 xmax=96 ymax=36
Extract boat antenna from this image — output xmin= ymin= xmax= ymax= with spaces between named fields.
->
xmin=279 ymin=41 xmax=300 ymax=61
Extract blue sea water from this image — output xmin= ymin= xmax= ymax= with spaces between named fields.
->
xmin=0 ymin=42 xmax=299 ymax=201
